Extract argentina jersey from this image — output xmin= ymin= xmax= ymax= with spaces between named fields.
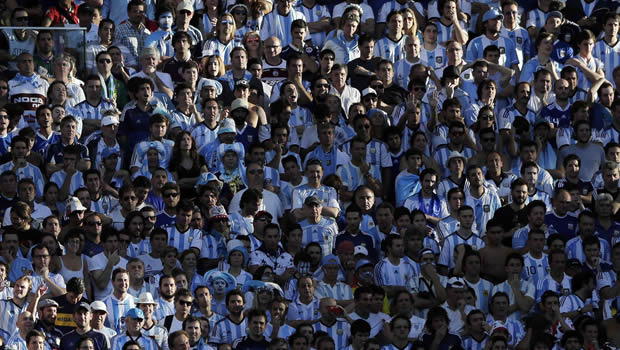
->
xmin=565 ymin=235 xmax=611 ymax=263
xmin=465 ymin=35 xmax=519 ymax=68
xmin=536 ymin=274 xmax=572 ymax=302
xmin=299 ymin=218 xmax=339 ymax=256
xmin=375 ymin=256 xmax=420 ymax=288
xmin=374 ymin=35 xmax=407 ymax=62
xmin=521 ymin=252 xmax=550 ymax=286
xmin=593 ymin=38 xmax=620 ymax=85
xmin=500 ymin=26 xmax=530 ymax=69
xmin=569 ymin=55 xmax=604 ymax=91
xmin=165 ymin=225 xmax=202 ymax=253
xmin=191 ymin=123 xmax=218 ymax=149
xmin=497 ymin=104 xmax=536 ymax=130
xmin=102 ymin=294 xmax=136 ymax=332
xmin=201 ymin=38 xmax=239 ymax=65
xmin=296 ymin=3 xmax=330 ymax=47
xmin=314 ymin=319 xmax=350 ymax=350
xmin=438 ymin=233 xmax=485 ymax=269
xmin=465 ymin=278 xmax=494 ymax=313
xmin=0 ymin=162 xmax=45 ymax=198
xmin=436 ymin=20 xmax=467 ymax=44
xmin=212 ymin=317 xmax=248 ymax=344
xmin=490 ymin=280 xmax=535 ymax=321
xmin=73 ymin=99 xmax=116 ymax=121
xmin=420 ymin=45 xmax=447 ymax=70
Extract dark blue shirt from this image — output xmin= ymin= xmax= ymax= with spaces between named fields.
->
xmin=45 ymin=141 xmax=90 ymax=164
xmin=60 ymin=329 xmax=109 ymax=350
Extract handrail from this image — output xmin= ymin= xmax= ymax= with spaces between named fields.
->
xmin=0 ymin=26 xmax=87 ymax=31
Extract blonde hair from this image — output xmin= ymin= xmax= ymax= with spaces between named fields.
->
xmin=218 ymin=13 xmax=237 ymax=43
xmin=401 ymin=8 xmax=418 ymax=38
xmin=205 ymin=55 xmax=226 ymax=78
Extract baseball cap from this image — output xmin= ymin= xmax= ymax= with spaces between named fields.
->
xmin=446 ymin=277 xmax=466 ymax=288
xmin=90 ymin=301 xmax=107 ymax=312
xmin=442 ymin=65 xmax=461 ymax=79
xmin=231 ymin=98 xmax=249 ymax=112
xmin=355 ymin=259 xmax=373 ymax=271
xmin=217 ymin=118 xmax=236 ymax=135
xmin=362 ymin=88 xmax=377 ymax=98
xmin=176 ymin=0 xmax=193 ymax=13
xmin=482 ymin=8 xmax=503 ymax=22
xmin=209 ymin=205 xmax=229 ymax=220
xmin=304 ymin=195 xmax=322 ymax=206
xmin=354 ymin=246 xmax=369 ymax=256
xmin=321 ymin=254 xmax=340 ymax=266
xmin=235 ymin=79 xmax=250 ymax=89
xmin=101 ymin=115 xmax=119 ymax=126
xmin=546 ymin=11 xmax=563 ymax=21
xmin=125 ymin=308 xmax=145 ymax=320
xmin=75 ymin=302 xmax=91 ymax=312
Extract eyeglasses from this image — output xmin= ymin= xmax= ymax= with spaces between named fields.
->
xmin=178 ymin=300 xmax=193 ymax=306
xmin=0 ymin=114 xmax=8 ymax=119
xmin=248 ymin=169 xmax=264 ymax=175
xmin=179 ymin=10 xmax=191 ymax=15
xmin=246 ymin=38 xmax=259 ymax=43
xmin=98 ymin=59 xmax=111 ymax=64
xmin=163 ymin=192 xmax=179 ymax=198
xmin=15 ymin=16 xmax=29 ymax=22
xmin=220 ymin=20 xmax=233 ymax=24
xmin=371 ymin=84 xmax=384 ymax=89
xmin=85 ymin=221 xmax=102 ymax=226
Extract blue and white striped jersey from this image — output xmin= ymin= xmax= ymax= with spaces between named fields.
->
xmin=0 ymin=162 xmax=46 ymax=198
xmin=464 ymin=188 xmax=501 ymax=235
xmin=521 ymin=252 xmax=550 ymax=287
xmin=314 ymin=319 xmax=350 ymax=350
xmin=127 ymin=239 xmax=151 ymax=258
xmin=287 ymin=296 xmax=320 ymax=321
xmin=438 ymin=232 xmax=485 ymax=269
xmin=568 ymin=55 xmax=604 ymax=91
xmin=50 ymin=170 xmax=86 ymax=197
xmin=336 ymin=160 xmax=382 ymax=192
xmin=593 ymin=39 xmax=620 ymax=86
xmin=0 ymin=299 xmax=27 ymax=334
xmin=466 ymin=35 xmax=520 ymax=68
xmin=500 ymin=26 xmax=530 ymax=69
xmin=462 ymin=334 xmax=488 ymax=350
xmin=433 ymin=145 xmax=476 ymax=178
xmin=464 ymin=278 xmax=494 ymax=313
xmin=211 ymin=317 xmax=248 ymax=344
xmin=165 ymin=225 xmax=202 ymax=253
xmin=101 ymin=293 xmax=137 ymax=333
xmin=403 ymin=193 xmax=450 ymax=220
xmin=535 ymin=273 xmax=572 ymax=302
xmin=490 ymin=280 xmax=535 ymax=321
xmin=435 ymin=20 xmax=467 ymax=44
xmin=314 ymin=280 xmax=353 ymax=302
xmin=484 ymin=316 xmax=525 ymax=347
xmin=153 ymin=297 xmax=174 ymax=322
xmin=520 ymin=56 xmax=562 ymax=84
xmin=560 ymin=293 xmax=598 ymax=319
xmin=91 ymin=194 xmax=119 ymax=216
xmin=526 ymin=8 xmax=547 ymax=29
xmin=191 ymin=123 xmax=218 ymax=150
xmin=201 ymin=38 xmax=240 ymax=66
xmin=374 ymin=35 xmax=407 ymax=63
xmin=169 ymin=109 xmax=199 ymax=132
xmin=420 ymin=45 xmax=447 ymax=70
xmin=295 ymin=3 xmax=330 ymax=47
xmin=260 ymin=9 xmax=307 ymax=48
xmin=193 ymin=231 xmax=226 ymax=259
xmin=299 ymin=217 xmax=339 ymax=256
xmin=291 ymin=184 xmax=340 ymax=211
xmin=565 ymin=235 xmax=611 ymax=264
xmin=72 ymin=99 xmax=116 ymax=121
xmin=497 ymin=104 xmax=537 ymax=130
xmin=375 ymin=257 xmax=420 ymax=289
xmin=111 ymin=333 xmax=159 ymax=350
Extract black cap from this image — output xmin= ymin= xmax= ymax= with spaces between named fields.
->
xmin=442 ymin=65 xmax=461 ymax=79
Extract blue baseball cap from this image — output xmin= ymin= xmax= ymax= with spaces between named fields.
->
xmin=482 ymin=8 xmax=503 ymax=22
xmin=125 ymin=308 xmax=145 ymax=320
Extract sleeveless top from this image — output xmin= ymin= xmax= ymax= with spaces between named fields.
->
xmin=59 ymin=255 xmax=85 ymax=282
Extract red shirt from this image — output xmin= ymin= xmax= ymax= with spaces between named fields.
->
xmin=44 ymin=2 xmax=79 ymax=26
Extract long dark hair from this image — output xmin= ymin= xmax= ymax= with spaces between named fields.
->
xmin=170 ymin=131 xmax=200 ymax=171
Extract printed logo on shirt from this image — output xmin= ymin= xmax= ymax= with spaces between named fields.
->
xmin=436 ymin=56 xmax=443 ymax=64
xmin=499 ymin=47 xmax=506 ymax=54
xmin=516 ymin=37 xmax=522 ymax=44
xmin=483 ymin=204 xmax=490 ymax=212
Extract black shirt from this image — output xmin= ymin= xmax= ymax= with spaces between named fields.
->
xmin=232 ymin=336 xmax=270 ymax=350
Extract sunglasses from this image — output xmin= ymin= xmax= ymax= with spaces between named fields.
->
xmin=98 ymin=59 xmax=112 ymax=64
xmin=220 ymin=20 xmax=233 ymax=24
xmin=178 ymin=300 xmax=192 ymax=306
xmin=371 ymin=85 xmax=384 ymax=89
xmin=246 ymin=38 xmax=259 ymax=43
xmin=164 ymin=192 xmax=179 ymax=198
